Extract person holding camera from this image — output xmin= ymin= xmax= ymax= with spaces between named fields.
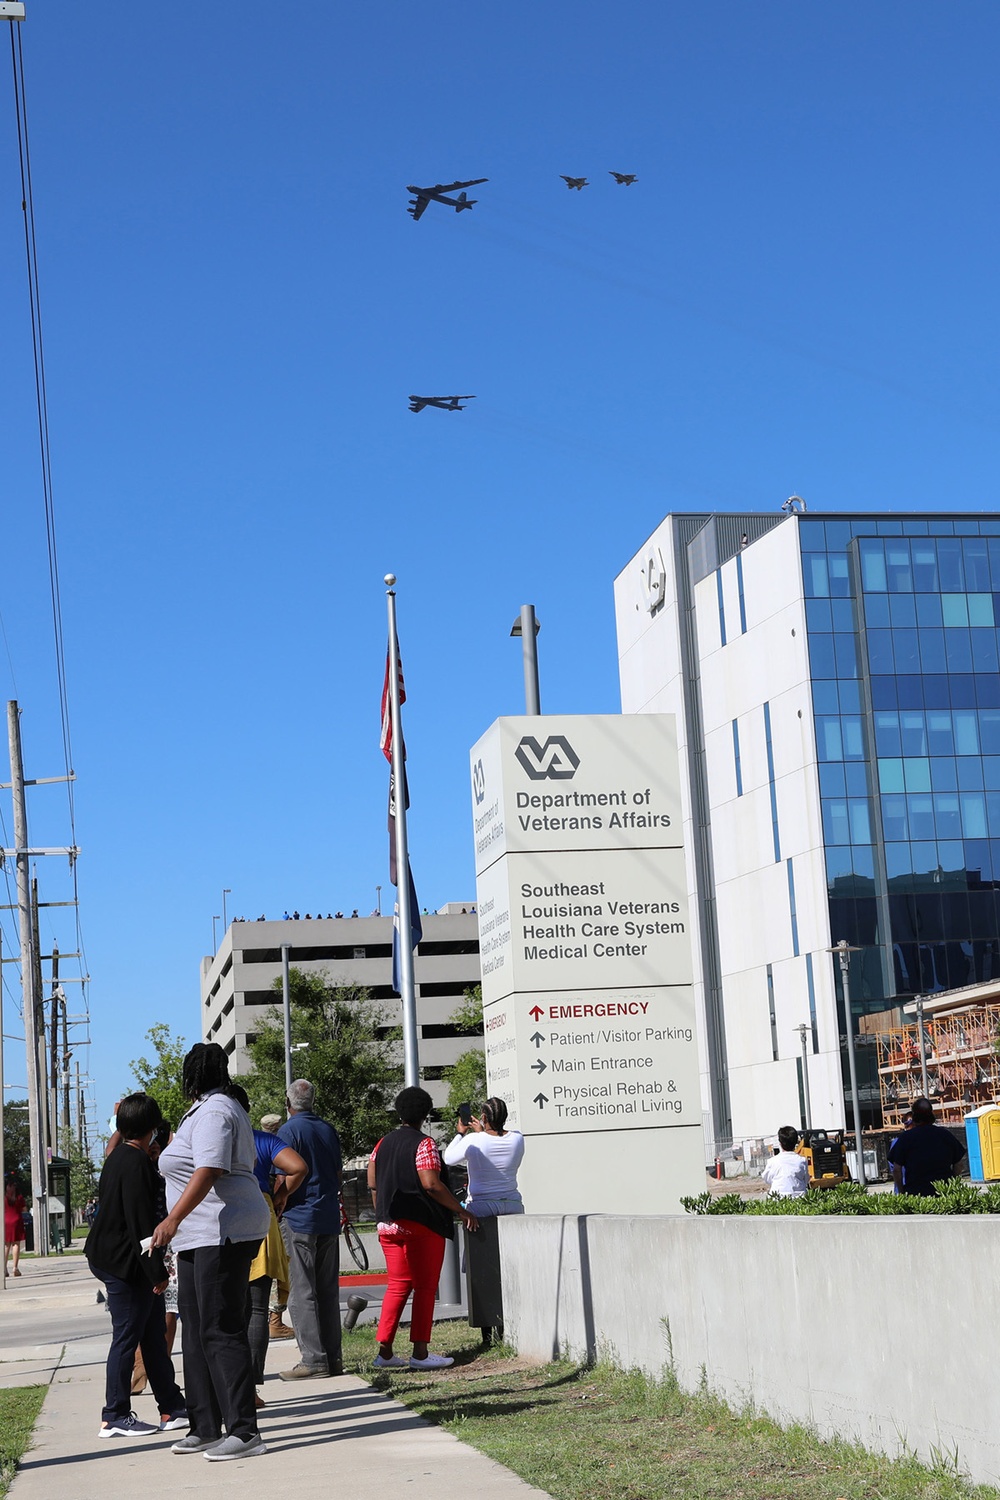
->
xmin=443 ymin=1097 xmax=524 ymax=1218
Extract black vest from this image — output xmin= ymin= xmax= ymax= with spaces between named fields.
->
xmin=375 ymin=1127 xmax=454 ymax=1240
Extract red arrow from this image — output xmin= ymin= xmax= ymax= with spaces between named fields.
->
xmin=529 ymin=1005 xmax=544 ymax=1021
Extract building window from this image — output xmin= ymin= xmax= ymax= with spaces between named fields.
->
xmin=716 ymin=568 xmax=727 ymax=646
xmin=732 ymin=719 xmax=743 ymax=796
xmin=763 ymin=701 xmax=780 ymax=861
xmin=736 ymin=552 xmax=747 ymax=634
xmin=805 ymin=952 xmax=819 ymax=1053
xmin=787 ymin=859 xmax=799 ymax=956
xmin=766 ymin=964 xmax=778 ymax=1061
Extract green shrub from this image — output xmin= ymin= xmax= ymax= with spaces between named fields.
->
xmin=682 ymin=1178 xmax=1000 ymax=1215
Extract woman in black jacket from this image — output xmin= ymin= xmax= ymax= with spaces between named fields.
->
xmin=86 ymin=1093 xmax=186 ymax=1439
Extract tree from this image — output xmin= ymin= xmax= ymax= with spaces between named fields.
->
xmin=444 ymin=984 xmax=488 ymax=1114
xmin=237 ymin=970 xmax=402 ymax=1158
xmin=2 ymin=1099 xmax=30 ymax=1183
xmin=130 ymin=1023 xmax=189 ymax=1129
xmin=66 ymin=1134 xmax=99 ymax=1213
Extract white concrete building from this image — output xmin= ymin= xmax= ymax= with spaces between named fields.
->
xmin=616 ymin=509 xmax=1000 ymax=1148
xmin=200 ymin=905 xmax=481 ymax=1112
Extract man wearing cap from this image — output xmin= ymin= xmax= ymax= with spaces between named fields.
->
xmin=260 ymin=1112 xmax=296 ymax=1341
xmin=276 ymin=1081 xmax=343 ymax=1378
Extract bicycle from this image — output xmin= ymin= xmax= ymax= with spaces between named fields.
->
xmin=341 ymin=1201 xmax=369 ymax=1272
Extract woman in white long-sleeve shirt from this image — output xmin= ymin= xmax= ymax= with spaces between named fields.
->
xmin=442 ymin=1097 xmax=525 ymax=1217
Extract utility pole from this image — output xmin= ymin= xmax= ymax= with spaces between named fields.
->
xmin=75 ymin=1060 xmax=84 ymax=1150
xmin=31 ymin=878 xmax=47 ymax=1158
xmin=49 ymin=943 xmax=59 ymax=1155
xmin=61 ymin=980 xmax=71 ymax=1158
xmin=829 ymin=939 xmax=865 ymax=1185
xmin=8 ymin=703 xmax=48 ymax=1254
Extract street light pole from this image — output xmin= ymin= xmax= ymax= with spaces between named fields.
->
xmin=510 ymin=605 xmax=541 ymax=715
xmin=222 ymin=889 xmax=231 ymax=934
xmin=281 ymin=942 xmax=292 ymax=1092
xmin=914 ymin=994 xmax=930 ymax=1098
xmin=829 ymin=940 xmax=865 ymax=1184
xmin=212 ymin=915 xmax=220 ymax=952
xmin=795 ymin=1023 xmax=812 ymax=1130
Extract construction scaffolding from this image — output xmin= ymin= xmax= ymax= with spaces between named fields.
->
xmin=876 ymin=1003 xmax=1000 ymax=1130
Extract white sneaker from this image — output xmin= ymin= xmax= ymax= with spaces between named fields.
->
xmin=373 ymin=1354 xmax=408 ymax=1368
xmin=408 ymin=1353 xmax=454 ymax=1369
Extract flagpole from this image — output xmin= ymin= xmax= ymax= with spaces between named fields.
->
xmin=385 ymin=574 xmax=420 ymax=1087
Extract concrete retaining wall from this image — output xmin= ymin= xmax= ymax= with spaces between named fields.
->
xmin=498 ymin=1213 xmax=1000 ymax=1486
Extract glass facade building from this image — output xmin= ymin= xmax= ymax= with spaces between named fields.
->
xmin=617 ymin=510 xmax=1000 ymax=1141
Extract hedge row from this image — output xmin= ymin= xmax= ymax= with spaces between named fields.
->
xmin=681 ymin=1179 xmax=1000 ymax=1215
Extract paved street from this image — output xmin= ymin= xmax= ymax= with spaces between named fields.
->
xmin=0 ymin=1255 xmax=549 ymax=1499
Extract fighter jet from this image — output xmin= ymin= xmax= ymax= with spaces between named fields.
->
xmin=406 ymin=179 xmax=488 ymax=220
xmin=561 ymin=175 xmax=588 ymax=190
xmin=609 ymin=171 xmax=638 ymax=185
xmin=408 ymin=395 xmax=476 ymax=413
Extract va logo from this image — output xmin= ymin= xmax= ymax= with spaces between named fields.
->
xmin=472 ymin=759 xmax=486 ymax=806
xmin=514 ymin=735 xmax=580 ymax=781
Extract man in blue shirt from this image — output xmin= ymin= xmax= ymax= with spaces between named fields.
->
xmin=277 ymin=1080 xmax=343 ymax=1378
xmin=888 ymin=1097 xmax=965 ymax=1196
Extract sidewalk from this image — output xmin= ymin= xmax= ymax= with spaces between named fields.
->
xmin=0 ymin=1255 xmax=551 ymax=1499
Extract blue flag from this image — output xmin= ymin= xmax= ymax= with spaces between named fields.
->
xmin=391 ymin=860 xmax=423 ymax=997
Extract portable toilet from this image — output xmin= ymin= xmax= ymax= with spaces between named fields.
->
xmin=965 ymin=1107 xmax=988 ymax=1181
xmin=965 ymin=1105 xmax=1000 ymax=1182
xmin=980 ymin=1106 xmax=1000 ymax=1181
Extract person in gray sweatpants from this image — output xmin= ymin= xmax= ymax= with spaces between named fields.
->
xmin=276 ymin=1080 xmax=343 ymax=1378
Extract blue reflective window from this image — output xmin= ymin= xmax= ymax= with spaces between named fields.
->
xmin=871 ymin=676 xmax=897 ymax=708
xmin=964 ymin=539 xmax=992 ymax=590
xmin=804 ymin=555 xmax=829 ymax=597
xmin=851 ymin=845 xmax=875 ymax=881
xmin=799 ymin=521 xmax=827 ymax=552
xmin=907 ymin=794 xmax=935 ymax=840
xmin=889 ymin=594 xmax=917 ymax=628
xmin=885 ymin=842 xmax=913 ymax=879
xmin=971 ymin=630 xmax=998 ymax=673
xmin=787 ymin=859 xmax=799 ymax=956
xmin=806 ymin=598 xmax=832 ymax=632
xmin=916 ymin=593 xmax=943 ymax=626
xmin=810 ymin=634 xmax=838 ymax=678
xmin=841 ymin=716 xmax=865 ymax=759
xmin=881 ymin=794 xmax=908 ymax=840
xmin=839 ymin=679 xmax=862 ymax=714
xmin=823 ymin=801 xmax=850 ymax=845
xmin=817 ymin=717 xmax=843 ymax=760
xmin=867 ymin=630 xmax=894 ymax=673
xmin=860 ymin=540 xmax=887 ymax=591
xmin=981 ymin=711 xmax=1000 ymax=754
xmin=849 ymin=799 xmax=872 ymax=842
xmin=976 ymin=674 xmax=1000 ymax=707
xmin=926 ymin=711 xmax=954 ymax=756
xmin=911 ymin=542 xmax=939 ymax=591
xmin=899 ymin=711 xmax=927 ymax=756
xmin=942 ymin=594 xmax=969 ymax=627
xmin=968 ymin=593 xmax=995 ymax=626
xmin=826 ymin=846 xmax=853 ymax=885
xmin=764 ymin=702 xmax=780 ymax=861
xmin=945 ymin=630 xmax=973 ymax=672
xmin=989 ymin=538 xmax=1000 ymax=586
xmin=919 ymin=628 xmax=948 ymax=672
xmin=834 ymin=634 xmax=859 ymax=677
xmin=875 ymin=713 xmax=901 ymax=756
xmin=893 ymin=628 xmax=920 ymax=671
xmin=897 ymin=676 xmax=924 ymax=709
xmin=732 ymin=719 xmax=742 ymax=796
xmin=923 ymin=674 xmax=950 ymax=708
xmin=831 ymin=599 xmax=855 ymax=632
xmin=950 ymin=674 xmax=977 ymax=707
xmin=903 ymin=758 xmax=931 ymax=792
xmin=886 ymin=541 xmax=913 ymax=591
xmin=910 ymin=841 xmax=937 ymax=874
xmin=983 ymin=756 xmax=1000 ymax=789
xmin=961 ymin=792 xmax=988 ymax=838
xmin=716 ymin=568 xmax=727 ymax=646
xmin=931 ymin=757 xmax=958 ymax=790
xmin=933 ymin=794 xmax=962 ymax=839
xmin=819 ymin=762 xmax=846 ymax=796
xmin=825 ymin=521 xmax=854 ymax=550
xmin=928 ymin=519 xmax=956 ymax=535
xmin=954 ymin=710 xmax=980 ymax=754
xmin=879 ymin=758 xmax=905 ymax=792
xmin=957 ymin=756 xmax=984 ymax=790
xmin=864 ymin=593 xmax=891 ymax=628
xmin=938 ymin=538 xmax=965 ymax=590
xmin=812 ymin=680 xmax=840 ymax=714
xmin=845 ymin=761 xmax=869 ymax=795
xmin=829 ymin=554 xmax=851 ymax=597
xmin=987 ymin=793 xmax=1000 ymax=835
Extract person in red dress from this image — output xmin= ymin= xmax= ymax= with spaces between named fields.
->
xmin=4 ymin=1178 xmax=26 ymax=1277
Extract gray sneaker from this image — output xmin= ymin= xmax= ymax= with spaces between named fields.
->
xmin=171 ymin=1433 xmax=221 ymax=1453
xmin=278 ymin=1363 xmax=328 ymax=1380
xmin=203 ymin=1434 xmax=268 ymax=1461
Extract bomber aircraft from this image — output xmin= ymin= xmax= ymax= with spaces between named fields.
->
xmin=406 ymin=179 xmax=488 ymax=220
xmin=561 ymin=175 xmax=588 ymax=190
xmin=609 ymin=171 xmax=638 ymax=185
xmin=408 ymin=395 xmax=476 ymax=413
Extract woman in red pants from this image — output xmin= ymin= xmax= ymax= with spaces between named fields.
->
xmin=367 ymin=1087 xmax=478 ymax=1369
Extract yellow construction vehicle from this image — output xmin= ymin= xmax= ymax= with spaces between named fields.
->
xmin=796 ymin=1128 xmax=849 ymax=1189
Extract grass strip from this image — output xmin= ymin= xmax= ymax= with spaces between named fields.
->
xmin=0 ymin=1386 xmax=46 ymax=1499
xmin=343 ymin=1324 xmax=999 ymax=1500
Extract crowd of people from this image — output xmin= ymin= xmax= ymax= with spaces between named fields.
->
xmin=83 ymin=1043 xmax=523 ymax=1461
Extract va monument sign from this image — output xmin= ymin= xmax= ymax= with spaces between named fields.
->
xmin=470 ymin=714 xmax=704 ymax=1214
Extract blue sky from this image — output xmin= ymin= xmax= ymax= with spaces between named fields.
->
xmin=1 ymin=2 xmax=999 ymax=1133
